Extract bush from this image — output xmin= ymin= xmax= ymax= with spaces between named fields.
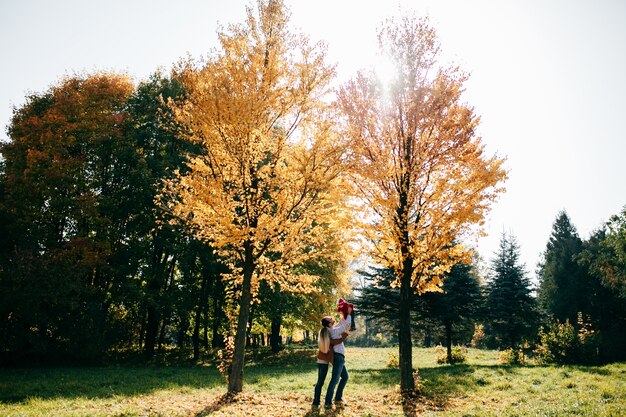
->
xmin=471 ymin=324 xmax=487 ymax=348
xmin=386 ymin=352 xmax=399 ymax=368
xmin=499 ymin=348 xmax=525 ymax=364
xmin=435 ymin=345 xmax=467 ymax=364
xmin=534 ymin=320 xmax=578 ymax=364
xmin=534 ymin=315 xmax=600 ymax=365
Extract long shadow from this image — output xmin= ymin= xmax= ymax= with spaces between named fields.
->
xmin=0 ymin=349 xmax=319 ymax=404
xmin=0 ymin=365 xmax=224 ymax=403
xmin=350 ymin=363 xmax=527 ymax=413
xmin=192 ymin=393 xmax=236 ymax=417
xmin=0 ymin=347 xmax=555 ymax=410
xmin=0 ymin=349 xmax=316 ymax=404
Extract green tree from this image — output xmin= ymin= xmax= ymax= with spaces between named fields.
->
xmin=420 ymin=257 xmax=483 ymax=363
xmin=485 ymin=232 xmax=538 ymax=350
xmin=537 ymin=211 xmax=590 ymax=324
xmin=578 ymin=214 xmax=626 ymax=362
xmin=125 ymin=71 xmax=200 ymax=359
xmin=356 ymin=267 xmax=404 ymax=336
xmin=0 ymin=73 xmax=136 ymax=360
xmin=585 ymin=207 xmax=626 ymax=300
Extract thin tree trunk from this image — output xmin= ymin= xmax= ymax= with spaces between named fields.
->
xmin=270 ymin=315 xmax=282 ymax=353
xmin=157 ymin=315 xmax=168 ymax=351
xmin=445 ymin=320 xmax=453 ymax=363
xmin=193 ymin=273 xmax=208 ymax=360
xmin=227 ymin=245 xmax=255 ymax=393
xmin=399 ymin=269 xmax=414 ymax=392
xmin=144 ymin=245 xmax=167 ymax=359
xmin=246 ymin=305 xmax=255 ymax=347
xmin=144 ymin=306 xmax=160 ymax=359
xmin=211 ymin=276 xmax=225 ymax=349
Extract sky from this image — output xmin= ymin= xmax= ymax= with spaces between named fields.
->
xmin=1 ymin=0 xmax=625 ymax=280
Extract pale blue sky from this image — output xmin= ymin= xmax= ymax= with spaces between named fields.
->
xmin=1 ymin=0 xmax=625 ymax=278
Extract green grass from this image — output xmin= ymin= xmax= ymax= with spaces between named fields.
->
xmin=1 ymin=347 xmax=625 ymax=416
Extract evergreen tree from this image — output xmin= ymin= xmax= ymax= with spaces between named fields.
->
xmin=537 ymin=211 xmax=590 ymax=324
xmin=578 ymin=217 xmax=626 ymax=362
xmin=356 ymin=266 xmax=404 ymax=337
xmin=485 ymin=232 xmax=538 ymax=350
xmin=356 ymin=259 xmax=483 ymax=356
xmin=420 ymin=258 xmax=484 ymax=362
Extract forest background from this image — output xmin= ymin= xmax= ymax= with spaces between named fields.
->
xmin=0 ymin=0 xmax=625 ymax=412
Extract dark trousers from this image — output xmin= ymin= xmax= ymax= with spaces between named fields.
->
xmin=325 ymin=352 xmax=348 ymax=405
xmin=312 ymin=363 xmax=329 ymax=406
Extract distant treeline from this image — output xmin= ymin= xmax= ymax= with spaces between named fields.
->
xmin=0 ymin=72 xmax=344 ymax=365
xmin=357 ymin=210 xmax=626 ymax=364
xmin=1 ymin=71 xmax=624 ymax=366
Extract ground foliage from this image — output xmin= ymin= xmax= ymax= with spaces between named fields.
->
xmin=1 ymin=347 xmax=625 ymax=417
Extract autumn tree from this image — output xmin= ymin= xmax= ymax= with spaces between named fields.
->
xmin=167 ymin=0 xmax=346 ymax=393
xmin=337 ymin=16 xmax=506 ymax=391
xmin=0 ymin=73 xmax=135 ymax=360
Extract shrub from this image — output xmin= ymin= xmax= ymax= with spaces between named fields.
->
xmin=534 ymin=314 xmax=600 ymax=365
xmin=435 ymin=345 xmax=467 ymax=364
xmin=499 ymin=348 xmax=525 ymax=364
xmin=386 ymin=352 xmax=399 ymax=368
xmin=471 ymin=324 xmax=487 ymax=348
xmin=534 ymin=319 xmax=580 ymax=365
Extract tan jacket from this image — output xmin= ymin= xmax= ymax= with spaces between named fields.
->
xmin=316 ymin=333 xmax=348 ymax=364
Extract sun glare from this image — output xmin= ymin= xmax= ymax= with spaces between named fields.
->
xmin=373 ymin=55 xmax=398 ymax=87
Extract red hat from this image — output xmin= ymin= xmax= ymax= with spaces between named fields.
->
xmin=337 ymin=298 xmax=354 ymax=317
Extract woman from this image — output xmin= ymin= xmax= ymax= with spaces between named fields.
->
xmin=324 ymin=299 xmax=353 ymax=408
xmin=312 ymin=316 xmax=347 ymax=407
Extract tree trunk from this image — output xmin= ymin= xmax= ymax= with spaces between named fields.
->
xmin=144 ymin=247 xmax=167 ymax=359
xmin=398 ymin=270 xmax=414 ymax=392
xmin=210 ymin=274 xmax=226 ymax=349
xmin=445 ymin=320 xmax=453 ymax=363
xmin=227 ymin=247 xmax=255 ymax=394
xmin=157 ymin=316 xmax=166 ymax=351
xmin=270 ymin=315 xmax=283 ymax=353
xmin=246 ymin=305 xmax=255 ymax=347
xmin=193 ymin=272 xmax=209 ymax=360
xmin=397 ymin=155 xmax=415 ymax=392
xmin=144 ymin=305 xmax=159 ymax=359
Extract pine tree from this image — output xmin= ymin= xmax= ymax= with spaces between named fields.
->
xmin=356 ymin=266 xmax=404 ymax=336
xmin=420 ymin=257 xmax=484 ymax=362
xmin=485 ymin=232 xmax=538 ymax=349
xmin=537 ymin=211 xmax=590 ymax=324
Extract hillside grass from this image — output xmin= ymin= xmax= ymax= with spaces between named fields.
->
xmin=1 ymin=347 xmax=625 ymax=416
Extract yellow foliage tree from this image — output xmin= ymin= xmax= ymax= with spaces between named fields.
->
xmin=337 ymin=15 xmax=507 ymax=392
xmin=166 ymin=0 xmax=346 ymax=393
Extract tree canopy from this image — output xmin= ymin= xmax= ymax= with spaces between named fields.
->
xmin=165 ymin=0 xmax=349 ymax=393
xmin=337 ymin=14 xmax=506 ymax=391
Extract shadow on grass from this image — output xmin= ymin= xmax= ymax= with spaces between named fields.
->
xmin=0 ymin=348 xmax=314 ymax=404
xmin=300 ymin=403 xmax=348 ymax=417
xmin=0 ymin=365 xmax=224 ymax=403
xmin=350 ymin=363 xmax=525 ymax=413
xmin=0 ymin=346 xmax=532 ymax=411
xmin=192 ymin=393 xmax=236 ymax=417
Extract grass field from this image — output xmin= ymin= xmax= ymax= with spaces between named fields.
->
xmin=1 ymin=347 xmax=625 ymax=416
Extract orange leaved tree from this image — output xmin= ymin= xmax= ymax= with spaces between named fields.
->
xmin=166 ymin=0 xmax=346 ymax=393
xmin=337 ymin=15 xmax=507 ymax=392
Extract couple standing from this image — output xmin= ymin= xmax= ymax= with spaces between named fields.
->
xmin=313 ymin=298 xmax=355 ymax=409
